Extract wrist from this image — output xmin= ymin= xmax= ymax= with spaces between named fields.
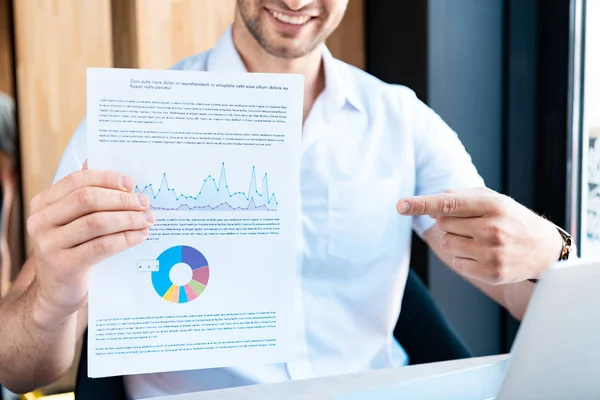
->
xmin=529 ymin=223 xmax=571 ymax=283
xmin=29 ymin=278 xmax=75 ymax=330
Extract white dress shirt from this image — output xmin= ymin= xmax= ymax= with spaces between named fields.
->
xmin=54 ymin=27 xmax=484 ymax=399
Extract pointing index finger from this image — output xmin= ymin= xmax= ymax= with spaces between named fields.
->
xmin=397 ymin=192 xmax=495 ymax=218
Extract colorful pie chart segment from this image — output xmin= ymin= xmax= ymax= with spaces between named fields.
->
xmin=152 ymin=245 xmax=210 ymax=303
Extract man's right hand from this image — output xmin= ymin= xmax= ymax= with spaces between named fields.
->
xmin=26 ymin=168 xmax=154 ymax=317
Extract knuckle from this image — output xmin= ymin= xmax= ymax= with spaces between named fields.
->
xmin=491 ymin=195 xmax=508 ymax=214
xmin=101 ymin=170 xmax=118 ymax=188
xmin=452 ymin=256 xmax=466 ymax=272
xmin=488 ymin=272 xmax=502 ymax=285
xmin=30 ymin=193 xmax=42 ymax=212
xmin=128 ymin=211 xmax=137 ymax=223
xmin=412 ymin=200 xmax=426 ymax=215
xmin=489 ymin=250 xmax=508 ymax=269
xmin=26 ymin=214 xmax=40 ymax=237
xmin=66 ymin=172 xmax=84 ymax=190
xmin=440 ymin=233 xmax=452 ymax=251
xmin=93 ymin=235 xmax=113 ymax=254
xmin=35 ymin=233 xmax=59 ymax=259
xmin=76 ymin=187 xmax=96 ymax=207
xmin=489 ymin=265 xmax=508 ymax=285
xmin=442 ymin=194 xmax=458 ymax=216
xmin=124 ymin=231 xmax=141 ymax=247
xmin=127 ymin=211 xmax=141 ymax=228
xmin=486 ymin=223 xmax=505 ymax=245
xmin=121 ymin=191 xmax=135 ymax=207
xmin=85 ymin=213 xmax=106 ymax=232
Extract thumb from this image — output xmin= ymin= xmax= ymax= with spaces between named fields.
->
xmin=82 ymin=160 xmax=88 ymax=170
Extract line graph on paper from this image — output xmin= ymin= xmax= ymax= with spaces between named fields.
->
xmin=134 ymin=163 xmax=279 ymax=211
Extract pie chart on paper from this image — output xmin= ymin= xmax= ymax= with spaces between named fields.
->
xmin=151 ymin=245 xmax=210 ymax=303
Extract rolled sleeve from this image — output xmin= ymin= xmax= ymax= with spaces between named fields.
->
xmin=407 ymin=91 xmax=485 ymax=237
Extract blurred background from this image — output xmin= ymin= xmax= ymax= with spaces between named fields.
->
xmin=0 ymin=0 xmax=598 ymax=398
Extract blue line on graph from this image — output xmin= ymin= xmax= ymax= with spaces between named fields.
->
xmin=133 ymin=163 xmax=278 ymax=211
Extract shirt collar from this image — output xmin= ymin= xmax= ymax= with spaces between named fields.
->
xmin=320 ymin=45 xmax=364 ymax=113
xmin=206 ymin=26 xmax=247 ymax=73
xmin=207 ymin=26 xmax=364 ymax=114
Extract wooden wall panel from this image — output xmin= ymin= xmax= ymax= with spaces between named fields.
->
xmin=134 ymin=0 xmax=237 ymax=69
xmin=0 ymin=0 xmax=14 ymax=96
xmin=14 ymin=0 xmax=114 ymax=217
xmin=111 ymin=0 xmax=139 ymax=68
xmin=328 ymin=0 xmax=365 ymax=69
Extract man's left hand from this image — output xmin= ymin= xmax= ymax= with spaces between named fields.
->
xmin=397 ymin=187 xmax=563 ymax=285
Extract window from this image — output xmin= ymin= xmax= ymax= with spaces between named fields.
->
xmin=573 ymin=0 xmax=600 ymax=257
xmin=582 ymin=0 xmax=600 ymax=257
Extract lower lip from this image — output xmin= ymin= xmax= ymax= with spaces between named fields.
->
xmin=265 ymin=9 xmax=313 ymax=35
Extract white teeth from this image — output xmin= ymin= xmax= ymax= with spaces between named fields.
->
xmin=270 ymin=11 xmax=311 ymax=25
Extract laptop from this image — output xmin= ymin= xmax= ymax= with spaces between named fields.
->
xmin=496 ymin=258 xmax=600 ymax=399
xmin=334 ymin=258 xmax=600 ymax=400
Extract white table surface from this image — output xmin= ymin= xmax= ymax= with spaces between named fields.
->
xmin=153 ymin=354 xmax=509 ymax=400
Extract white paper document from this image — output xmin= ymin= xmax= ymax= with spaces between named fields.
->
xmin=86 ymin=68 xmax=303 ymax=378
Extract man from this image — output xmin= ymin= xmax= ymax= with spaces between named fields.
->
xmin=0 ymin=0 xmax=567 ymax=398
